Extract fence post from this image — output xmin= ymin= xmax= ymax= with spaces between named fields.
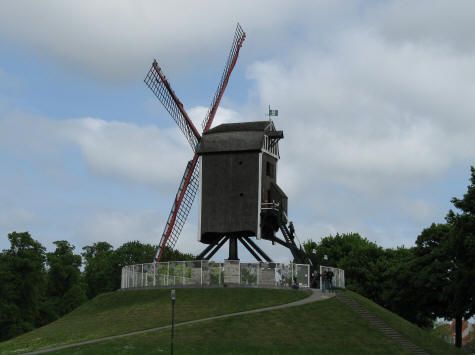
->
xmin=307 ymin=265 xmax=310 ymax=288
xmin=141 ymin=264 xmax=144 ymax=287
xmin=291 ymin=263 xmax=294 ymax=284
xmin=257 ymin=263 xmax=260 ymax=287
xmin=319 ymin=265 xmax=322 ymax=291
xmin=153 ymin=263 xmax=156 ymax=287
xmin=238 ymin=261 xmax=241 ymax=286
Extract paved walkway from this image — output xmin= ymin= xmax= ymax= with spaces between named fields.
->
xmin=26 ymin=289 xmax=333 ymax=354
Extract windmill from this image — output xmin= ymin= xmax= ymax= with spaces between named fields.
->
xmin=145 ymin=24 xmax=311 ymax=265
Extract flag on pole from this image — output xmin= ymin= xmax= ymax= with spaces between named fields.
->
xmin=269 ymin=109 xmax=278 ymax=117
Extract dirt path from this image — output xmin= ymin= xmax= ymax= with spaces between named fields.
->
xmin=25 ymin=289 xmax=333 ymax=354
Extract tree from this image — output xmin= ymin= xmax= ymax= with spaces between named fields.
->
xmin=303 ymin=233 xmax=432 ymax=326
xmin=445 ymin=166 xmax=475 ymax=347
xmin=0 ymin=232 xmax=46 ymax=340
xmin=160 ymin=245 xmax=195 ymax=262
xmin=82 ymin=242 xmax=116 ymax=298
xmin=82 ymin=240 xmax=196 ymax=298
xmin=377 ymin=247 xmax=435 ymax=327
xmin=412 ymin=166 xmax=475 ymax=348
xmin=112 ymin=241 xmax=157 ymax=289
xmin=305 ymin=233 xmax=386 ymax=300
xmin=45 ymin=241 xmax=86 ymax=318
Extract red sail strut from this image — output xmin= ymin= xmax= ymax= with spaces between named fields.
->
xmin=202 ymin=23 xmax=246 ymax=133
xmin=155 ymin=154 xmax=200 ymax=262
xmin=149 ymin=23 xmax=246 ymax=263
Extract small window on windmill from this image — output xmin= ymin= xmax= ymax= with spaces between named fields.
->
xmin=266 ymin=162 xmax=275 ymax=178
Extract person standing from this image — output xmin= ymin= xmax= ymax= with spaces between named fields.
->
xmin=322 ymin=269 xmax=327 ymax=292
xmin=288 ymin=221 xmax=295 ymax=240
xmin=328 ymin=269 xmax=334 ymax=292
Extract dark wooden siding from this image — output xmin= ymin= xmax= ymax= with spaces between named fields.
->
xmin=261 ymin=153 xmax=278 ymax=203
xmin=200 ymin=152 xmax=259 ymax=243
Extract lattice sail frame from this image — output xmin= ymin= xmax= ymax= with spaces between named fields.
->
xmin=144 ymin=61 xmax=200 ymax=151
xmin=144 ymin=24 xmax=246 ymax=262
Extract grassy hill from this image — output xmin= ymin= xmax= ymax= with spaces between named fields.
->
xmin=0 ymin=288 xmax=462 ymax=354
xmin=0 ymin=288 xmax=308 ymax=354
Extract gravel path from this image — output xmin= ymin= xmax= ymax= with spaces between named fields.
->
xmin=25 ymin=289 xmax=333 ymax=354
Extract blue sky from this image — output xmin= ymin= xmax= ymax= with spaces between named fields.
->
xmin=1 ymin=1 xmax=474 ymax=262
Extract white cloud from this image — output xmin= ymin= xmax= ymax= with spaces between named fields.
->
xmin=0 ymin=112 xmax=192 ymax=189
xmin=248 ymin=28 xmax=475 ymax=198
xmin=0 ymin=104 xmax=244 ymax=187
xmin=78 ymin=209 xmax=162 ymax=247
xmin=61 ymin=118 xmax=190 ymax=188
xmin=374 ymin=0 xmax=475 ymax=53
xmin=2 ymin=1 xmax=475 ymax=254
xmin=188 ymin=105 xmax=242 ymax=129
xmin=0 ymin=0 xmax=345 ymax=81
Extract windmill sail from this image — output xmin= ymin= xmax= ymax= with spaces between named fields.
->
xmin=145 ymin=61 xmax=201 ymax=151
xmin=201 ymin=23 xmax=246 ymax=132
xmin=155 ymin=155 xmax=200 ymax=261
xmin=147 ymin=24 xmax=246 ymax=262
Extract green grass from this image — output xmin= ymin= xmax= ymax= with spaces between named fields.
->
xmin=1 ymin=288 xmax=462 ymax=355
xmin=52 ymin=297 xmax=408 ymax=355
xmin=0 ymin=288 xmax=309 ymax=354
xmin=343 ymin=291 xmax=462 ymax=355
xmin=44 ymin=290 xmax=460 ymax=355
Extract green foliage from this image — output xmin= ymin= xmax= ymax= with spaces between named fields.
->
xmin=160 ymin=245 xmax=195 ymax=262
xmin=0 ymin=232 xmax=46 ymax=340
xmin=445 ymin=166 xmax=475 ymax=321
xmin=0 ymin=232 xmax=195 ymax=342
xmin=305 ymin=233 xmax=389 ymax=301
xmin=4 ymin=290 xmax=459 ymax=355
xmin=46 ymin=241 xmax=86 ymax=317
xmin=304 ymin=232 xmax=434 ymax=327
xmin=412 ymin=166 xmax=475 ymax=347
xmin=0 ymin=288 xmax=308 ymax=353
xmin=81 ymin=242 xmax=116 ymax=298
xmin=378 ymin=247 xmax=433 ymax=327
xmin=81 ymin=240 xmax=195 ymax=296
xmin=240 ymin=267 xmax=257 ymax=285
xmin=114 ymin=240 xmax=156 ymax=266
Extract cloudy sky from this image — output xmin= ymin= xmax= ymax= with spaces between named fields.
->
xmin=1 ymin=0 xmax=474 ymax=262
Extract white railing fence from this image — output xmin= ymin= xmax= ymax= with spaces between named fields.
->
xmin=319 ymin=265 xmax=345 ymax=291
xmin=121 ymin=260 xmax=311 ymax=289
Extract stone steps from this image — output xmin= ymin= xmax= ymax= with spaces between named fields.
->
xmin=336 ymin=293 xmax=429 ymax=355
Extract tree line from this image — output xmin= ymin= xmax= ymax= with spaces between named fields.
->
xmin=0 ymin=237 xmax=192 ymax=341
xmin=1 ymin=166 xmax=473 ymax=347
xmin=303 ymin=166 xmax=475 ymax=348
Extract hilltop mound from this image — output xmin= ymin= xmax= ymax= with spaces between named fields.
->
xmin=0 ymin=288 xmax=461 ymax=354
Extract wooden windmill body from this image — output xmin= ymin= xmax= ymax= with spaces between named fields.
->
xmin=144 ymin=24 xmax=311 ymax=264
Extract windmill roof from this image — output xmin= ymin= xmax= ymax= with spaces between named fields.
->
xmin=205 ymin=121 xmax=274 ymax=134
xmin=197 ymin=121 xmax=276 ymax=154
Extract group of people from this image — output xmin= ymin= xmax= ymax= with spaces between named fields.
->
xmin=311 ymin=268 xmax=334 ymax=292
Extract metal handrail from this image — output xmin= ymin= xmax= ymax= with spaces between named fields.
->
xmin=261 ymin=201 xmax=280 ymax=211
